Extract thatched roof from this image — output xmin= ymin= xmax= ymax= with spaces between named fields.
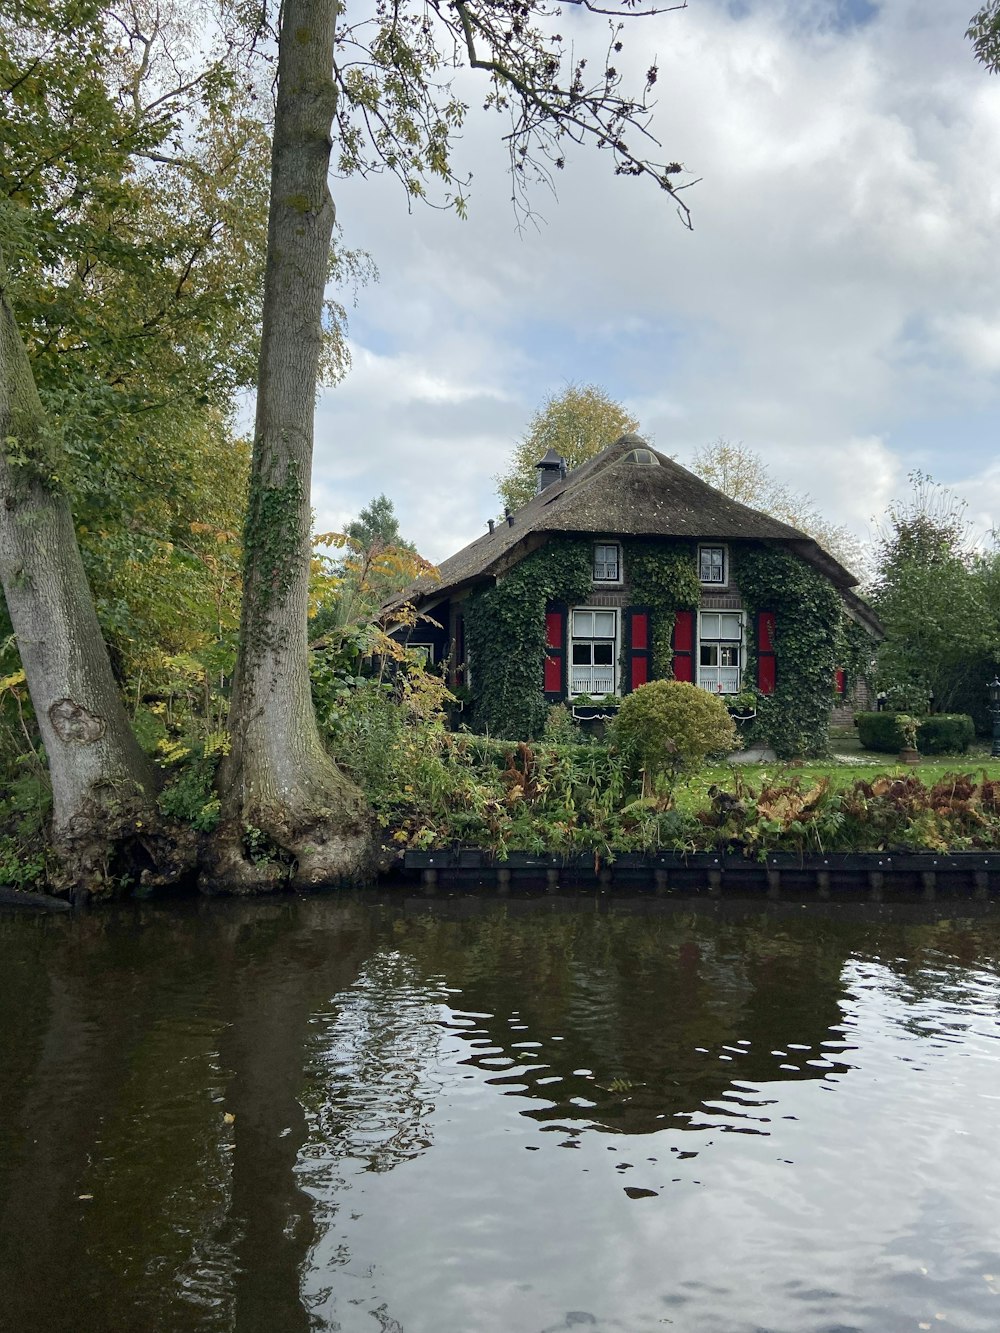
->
xmin=394 ymin=434 xmax=865 ymax=609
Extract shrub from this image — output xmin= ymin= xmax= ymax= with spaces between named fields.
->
xmin=613 ymin=680 xmax=737 ymax=782
xmin=542 ymin=704 xmax=578 ymax=745
xmin=915 ymin=714 xmax=975 ymax=755
xmin=856 ymin=712 xmax=904 ymax=752
xmin=856 ymin=711 xmax=975 ymax=755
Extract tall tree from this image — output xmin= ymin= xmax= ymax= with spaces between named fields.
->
xmin=211 ymin=0 xmax=370 ymax=890
xmin=496 ymin=384 xmax=641 ymax=513
xmin=870 ymin=473 xmax=996 ymax=714
xmin=691 ymin=438 xmax=865 ymax=577
xmin=0 ymin=0 xmax=273 ymax=892
xmin=344 ymin=494 xmax=415 ymax=554
xmin=214 ymin=0 xmax=691 ymax=887
xmin=2 ymin=0 xmax=272 ymax=685
xmin=0 ymin=257 xmax=159 ymax=891
xmin=3 ymin=0 xmax=691 ymax=892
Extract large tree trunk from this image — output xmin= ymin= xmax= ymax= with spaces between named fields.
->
xmin=0 ymin=271 xmax=163 ymax=899
xmin=210 ymin=0 xmax=370 ymax=892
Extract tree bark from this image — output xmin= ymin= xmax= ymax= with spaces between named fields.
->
xmin=0 ymin=270 xmax=162 ymax=899
xmin=211 ymin=0 xmax=371 ymax=891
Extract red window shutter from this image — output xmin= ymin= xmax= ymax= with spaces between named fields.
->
xmin=624 ymin=607 xmax=651 ymax=695
xmin=672 ymin=610 xmax=694 ymax=683
xmin=543 ymin=604 xmax=566 ymax=700
xmin=544 ymin=654 xmax=562 ymax=693
xmin=835 ymin=668 xmax=846 ymax=696
xmin=757 ymin=611 xmax=776 ymax=695
xmin=673 ymin=610 xmax=693 ymax=653
xmin=758 ymin=611 xmax=775 ymax=654
xmin=758 ymin=655 xmax=776 ymax=694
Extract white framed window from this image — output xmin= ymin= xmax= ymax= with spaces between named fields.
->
xmin=593 ymin=543 xmax=621 ymax=583
xmin=698 ymin=545 xmax=727 ymax=586
xmin=570 ymin=608 xmax=617 ymax=696
xmin=698 ymin=611 xmax=743 ymax=694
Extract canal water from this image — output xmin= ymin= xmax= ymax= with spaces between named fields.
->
xmin=1 ymin=895 xmax=999 ymax=1333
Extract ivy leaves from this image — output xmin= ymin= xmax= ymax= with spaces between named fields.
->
xmin=465 ymin=538 xmax=593 ymax=738
xmin=733 ymin=545 xmax=843 ymax=759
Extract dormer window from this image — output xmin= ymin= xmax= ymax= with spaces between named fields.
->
xmin=699 ymin=545 xmax=726 ymax=586
xmin=593 ymin=543 xmax=621 ymax=582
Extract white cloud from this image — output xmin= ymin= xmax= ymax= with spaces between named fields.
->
xmin=305 ymin=0 xmax=1000 ymax=565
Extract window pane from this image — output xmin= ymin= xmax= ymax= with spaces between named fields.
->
xmin=700 ymin=644 xmax=719 ymax=666
xmin=594 ymin=611 xmax=616 ymax=637
xmin=593 ymin=544 xmax=619 ymax=580
xmin=720 ymin=613 xmax=742 ymax=639
xmin=573 ymin=611 xmax=594 ymax=637
xmin=720 ymin=645 xmax=739 ymax=667
xmin=594 ymin=642 xmax=613 ymax=665
xmin=572 ymin=644 xmax=593 ymax=665
xmin=701 ymin=613 xmax=720 ymax=638
xmin=700 ymin=547 xmax=724 ymax=582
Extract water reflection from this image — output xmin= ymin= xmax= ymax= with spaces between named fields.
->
xmin=0 ymin=897 xmax=998 ymax=1333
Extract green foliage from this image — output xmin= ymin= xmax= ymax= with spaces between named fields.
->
xmin=838 ymin=616 xmax=876 ymax=698
xmin=917 ymin=715 xmax=976 ymax=755
xmin=155 ymin=732 xmax=228 ymax=833
xmin=733 ymin=544 xmax=843 ymax=758
xmin=871 ymin=474 xmax=998 ymax=718
xmin=320 ymin=679 xmax=407 ymax=805
xmin=614 ymin=680 xmax=737 ymax=783
xmin=242 ymin=460 xmax=304 ymax=654
xmin=345 ymin=494 xmax=415 ymax=553
xmin=856 ymin=711 xmax=906 ymax=753
xmin=542 ymin=704 xmax=579 ymax=745
xmin=0 ymin=835 xmax=47 ymax=888
xmin=464 ymin=537 xmax=593 ymax=738
xmin=856 ymin=712 xmax=975 ymax=755
xmin=495 ymin=385 xmax=640 ymax=512
xmin=311 ymin=513 xmax=433 ymax=635
xmin=968 ymin=1 xmax=1000 ymax=74
xmin=624 ymin=540 xmax=700 ymax=679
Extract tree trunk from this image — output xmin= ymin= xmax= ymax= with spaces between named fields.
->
xmin=0 ymin=271 xmax=163 ymax=899
xmin=210 ymin=0 xmax=371 ymax=891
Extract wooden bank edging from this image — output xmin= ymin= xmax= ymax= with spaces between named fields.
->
xmin=400 ymin=849 xmax=1000 ymax=901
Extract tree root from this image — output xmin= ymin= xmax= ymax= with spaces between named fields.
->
xmin=49 ymin=810 xmax=199 ymax=903
xmin=198 ymin=813 xmax=375 ymax=895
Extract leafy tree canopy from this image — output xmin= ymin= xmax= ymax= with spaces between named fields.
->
xmin=870 ymin=473 xmax=998 ymax=715
xmin=345 ymin=494 xmax=416 ymax=553
xmin=496 ymin=383 xmax=640 ymax=512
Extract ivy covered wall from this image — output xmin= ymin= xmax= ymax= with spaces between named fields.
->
xmin=732 ymin=544 xmax=843 ymax=758
xmin=464 ymin=535 xmax=852 ymax=753
xmin=623 ymin=540 xmax=700 ymax=679
xmin=464 ymin=538 xmax=593 ymax=737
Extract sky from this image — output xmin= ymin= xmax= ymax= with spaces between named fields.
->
xmin=307 ymin=0 xmax=1000 ymax=570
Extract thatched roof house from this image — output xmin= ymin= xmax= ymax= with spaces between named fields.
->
xmin=390 ymin=436 xmax=880 ymax=752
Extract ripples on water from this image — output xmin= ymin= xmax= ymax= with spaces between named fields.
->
xmin=1 ymin=898 xmax=999 ymax=1333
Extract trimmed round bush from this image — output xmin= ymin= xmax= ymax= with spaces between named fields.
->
xmin=613 ymin=680 xmax=737 ymax=776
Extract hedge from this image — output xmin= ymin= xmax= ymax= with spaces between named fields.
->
xmin=856 ymin=712 xmax=975 ymax=755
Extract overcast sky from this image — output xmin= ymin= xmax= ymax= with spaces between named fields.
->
xmin=308 ymin=0 xmax=1000 ymax=567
